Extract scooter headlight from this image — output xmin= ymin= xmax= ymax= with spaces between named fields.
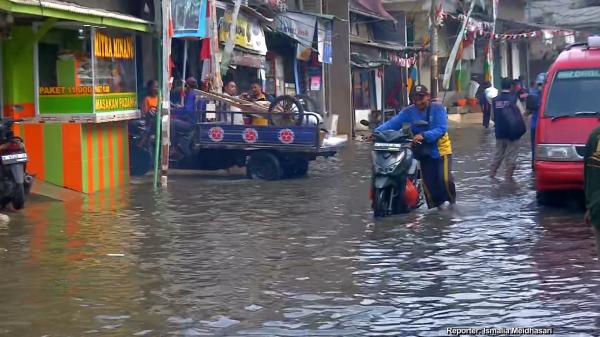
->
xmin=374 ymin=151 xmax=406 ymax=174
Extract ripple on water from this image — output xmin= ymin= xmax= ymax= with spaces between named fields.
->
xmin=0 ymin=127 xmax=599 ymax=336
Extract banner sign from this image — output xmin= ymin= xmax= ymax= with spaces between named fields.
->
xmin=94 ymin=33 xmax=135 ymax=60
xmin=39 ymin=85 xmax=111 ymax=96
xmin=318 ymin=20 xmax=333 ymax=64
xmin=172 ymin=0 xmax=208 ymax=38
xmin=275 ymin=12 xmax=317 ymax=60
xmin=95 ymin=93 xmax=138 ymax=112
xmin=219 ymin=10 xmax=267 ymax=55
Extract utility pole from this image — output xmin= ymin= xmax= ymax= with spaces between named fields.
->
xmin=159 ymin=0 xmax=172 ymax=187
xmin=430 ymin=0 xmax=441 ymax=99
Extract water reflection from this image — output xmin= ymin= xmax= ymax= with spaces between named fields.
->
xmin=0 ymin=126 xmax=598 ymax=336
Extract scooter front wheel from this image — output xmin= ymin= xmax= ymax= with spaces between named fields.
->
xmin=12 ymin=183 xmax=25 ymax=210
xmin=373 ymin=188 xmax=389 ymax=217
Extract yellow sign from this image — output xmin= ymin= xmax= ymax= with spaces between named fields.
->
xmin=219 ymin=10 xmax=252 ymax=50
xmin=39 ymin=85 xmax=111 ymax=96
xmin=94 ymin=33 xmax=135 ymax=60
xmin=95 ymin=94 xmax=137 ymax=111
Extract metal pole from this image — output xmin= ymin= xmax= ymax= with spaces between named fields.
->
xmin=430 ymin=0 xmax=441 ymax=99
xmin=152 ymin=0 xmax=163 ymax=188
xmin=159 ymin=0 xmax=172 ymax=187
xmin=181 ymin=40 xmax=188 ymax=106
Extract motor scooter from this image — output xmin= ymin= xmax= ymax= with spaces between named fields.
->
xmin=361 ymin=120 xmax=425 ymax=217
xmin=0 ymin=118 xmax=34 ymax=210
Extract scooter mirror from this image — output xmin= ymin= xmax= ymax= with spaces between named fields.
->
xmin=414 ymin=120 xmax=429 ymax=127
xmin=360 ymin=120 xmax=370 ymax=127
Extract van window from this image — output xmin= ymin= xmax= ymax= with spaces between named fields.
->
xmin=545 ymin=69 xmax=600 ymax=117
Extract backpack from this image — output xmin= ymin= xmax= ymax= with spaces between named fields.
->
xmin=502 ymin=103 xmax=527 ymax=141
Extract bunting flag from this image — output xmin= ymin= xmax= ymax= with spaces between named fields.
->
xmin=407 ymin=66 xmax=418 ymax=94
xmin=443 ymin=0 xmax=476 ymax=91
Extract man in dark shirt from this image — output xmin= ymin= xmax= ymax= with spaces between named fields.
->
xmin=490 ymin=78 xmax=521 ymax=179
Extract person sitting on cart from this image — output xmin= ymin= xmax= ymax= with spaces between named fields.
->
xmin=221 ymin=81 xmax=244 ymax=125
xmin=242 ymin=83 xmax=275 ymax=103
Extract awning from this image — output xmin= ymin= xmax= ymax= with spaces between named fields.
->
xmin=350 ymin=35 xmax=424 ymax=52
xmin=350 ymin=0 xmax=395 ymax=21
xmin=286 ymin=10 xmax=338 ymax=21
xmin=351 ymin=52 xmax=391 ymax=69
xmin=0 ymin=0 xmax=151 ymax=32
xmin=230 ymin=49 xmax=266 ymax=69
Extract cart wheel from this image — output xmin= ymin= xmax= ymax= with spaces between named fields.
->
xmin=282 ymin=159 xmax=309 ymax=178
xmin=268 ymin=95 xmax=305 ymax=127
xmin=246 ymin=152 xmax=284 ymax=181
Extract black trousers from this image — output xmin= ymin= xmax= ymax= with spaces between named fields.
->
xmin=420 ymin=155 xmax=457 ymax=209
xmin=482 ymin=104 xmax=491 ymax=128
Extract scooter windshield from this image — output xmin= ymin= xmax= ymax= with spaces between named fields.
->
xmin=373 ymin=129 xmax=411 ymax=143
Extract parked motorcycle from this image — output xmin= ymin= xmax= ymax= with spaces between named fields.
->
xmin=0 ymin=118 xmax=34 ymax=210
xmin=128 ymin=115 xmax=194 ymax=177
xmin=362 ymin=120 xmax=424 ymax=217
xmin=128 ymin=116 xmax=155 ymax=176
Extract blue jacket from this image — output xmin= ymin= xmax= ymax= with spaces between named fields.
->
xmin=493 ymin=91 xmax=518 ymax=140
xmin=172 ymin=91 xmax=198 ymax=121
xmin=376 ymin=103 xmax=452 ymax=158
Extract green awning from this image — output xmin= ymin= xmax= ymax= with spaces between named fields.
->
xmin=0 ymin=0 xmax=152 ymax=32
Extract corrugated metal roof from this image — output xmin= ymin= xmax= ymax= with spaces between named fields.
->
xmin=4 ymin=0 xmax=151 ymax=30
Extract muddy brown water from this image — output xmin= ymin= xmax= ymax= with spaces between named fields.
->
xmin=0 ymin=125 xmax=598 ymax=336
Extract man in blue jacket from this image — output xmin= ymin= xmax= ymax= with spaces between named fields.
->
xmin=375 ymin=85 xmax=456 ymax=209
xmin=490 ymin=78 xmax=522 ymax=179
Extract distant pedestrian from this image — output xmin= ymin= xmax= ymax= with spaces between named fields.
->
xmin=490 ymin=78 xmax=527 ymax=179
xmin=526 ymin=77 xmax=544 ymax=168
xmin=584 ymin=126 xmax=600 ymax=256
xmin=478 ymin=81 xmax=492 ymax=129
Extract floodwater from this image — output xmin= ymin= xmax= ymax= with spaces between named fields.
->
xmin=0 ymin=125 xmax=599 ymax=337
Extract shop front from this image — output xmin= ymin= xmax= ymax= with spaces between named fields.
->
xmin=1 ymin=2 xmax=150 ymax=193
xmin=272 ymin=11 xmax=334 ymax=114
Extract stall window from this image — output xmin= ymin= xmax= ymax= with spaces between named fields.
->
xmin=38 ymin=27 xmax=94 ymax=114
xmin=36 ymin=26 xmax=138 ymax=117
xmin=93 ymin=29 xmax=137 ymax=113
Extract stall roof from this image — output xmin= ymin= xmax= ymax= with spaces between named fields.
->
xmin=496 ymin=18 xmax=566 ymax=33
xmin=286 ymin=10 xmax=338 ymax=21
xmin=350 ymin=0 xmax=395 ymax=22
xmin=0 ymin=0 xmax=152 ymax=32
xmin=350 ymin=35 xmax=425 ymax=52
xmin=351 ymin=52 xmax=391 ymax=69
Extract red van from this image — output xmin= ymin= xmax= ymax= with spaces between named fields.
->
xmin=535 ymin=36 xmax=600 ymax=204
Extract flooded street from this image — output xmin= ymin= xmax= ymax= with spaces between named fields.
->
xmin=1 ymin=124 xmax=599 ymax=337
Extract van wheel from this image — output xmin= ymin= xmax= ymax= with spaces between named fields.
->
xmin=246 ymin=152 xmax=284 ymax=181
xmin=282 ymin=159 xmax=309 ymax=178
xmin=536 ymin=191 xmax=553 ymax=206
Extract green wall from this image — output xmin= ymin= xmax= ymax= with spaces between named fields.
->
xmin=3 ymin=25 xmax=35 ymax=105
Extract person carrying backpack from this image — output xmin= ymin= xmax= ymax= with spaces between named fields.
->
xmin=490 ymin=78 xmax=527 ymax=179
